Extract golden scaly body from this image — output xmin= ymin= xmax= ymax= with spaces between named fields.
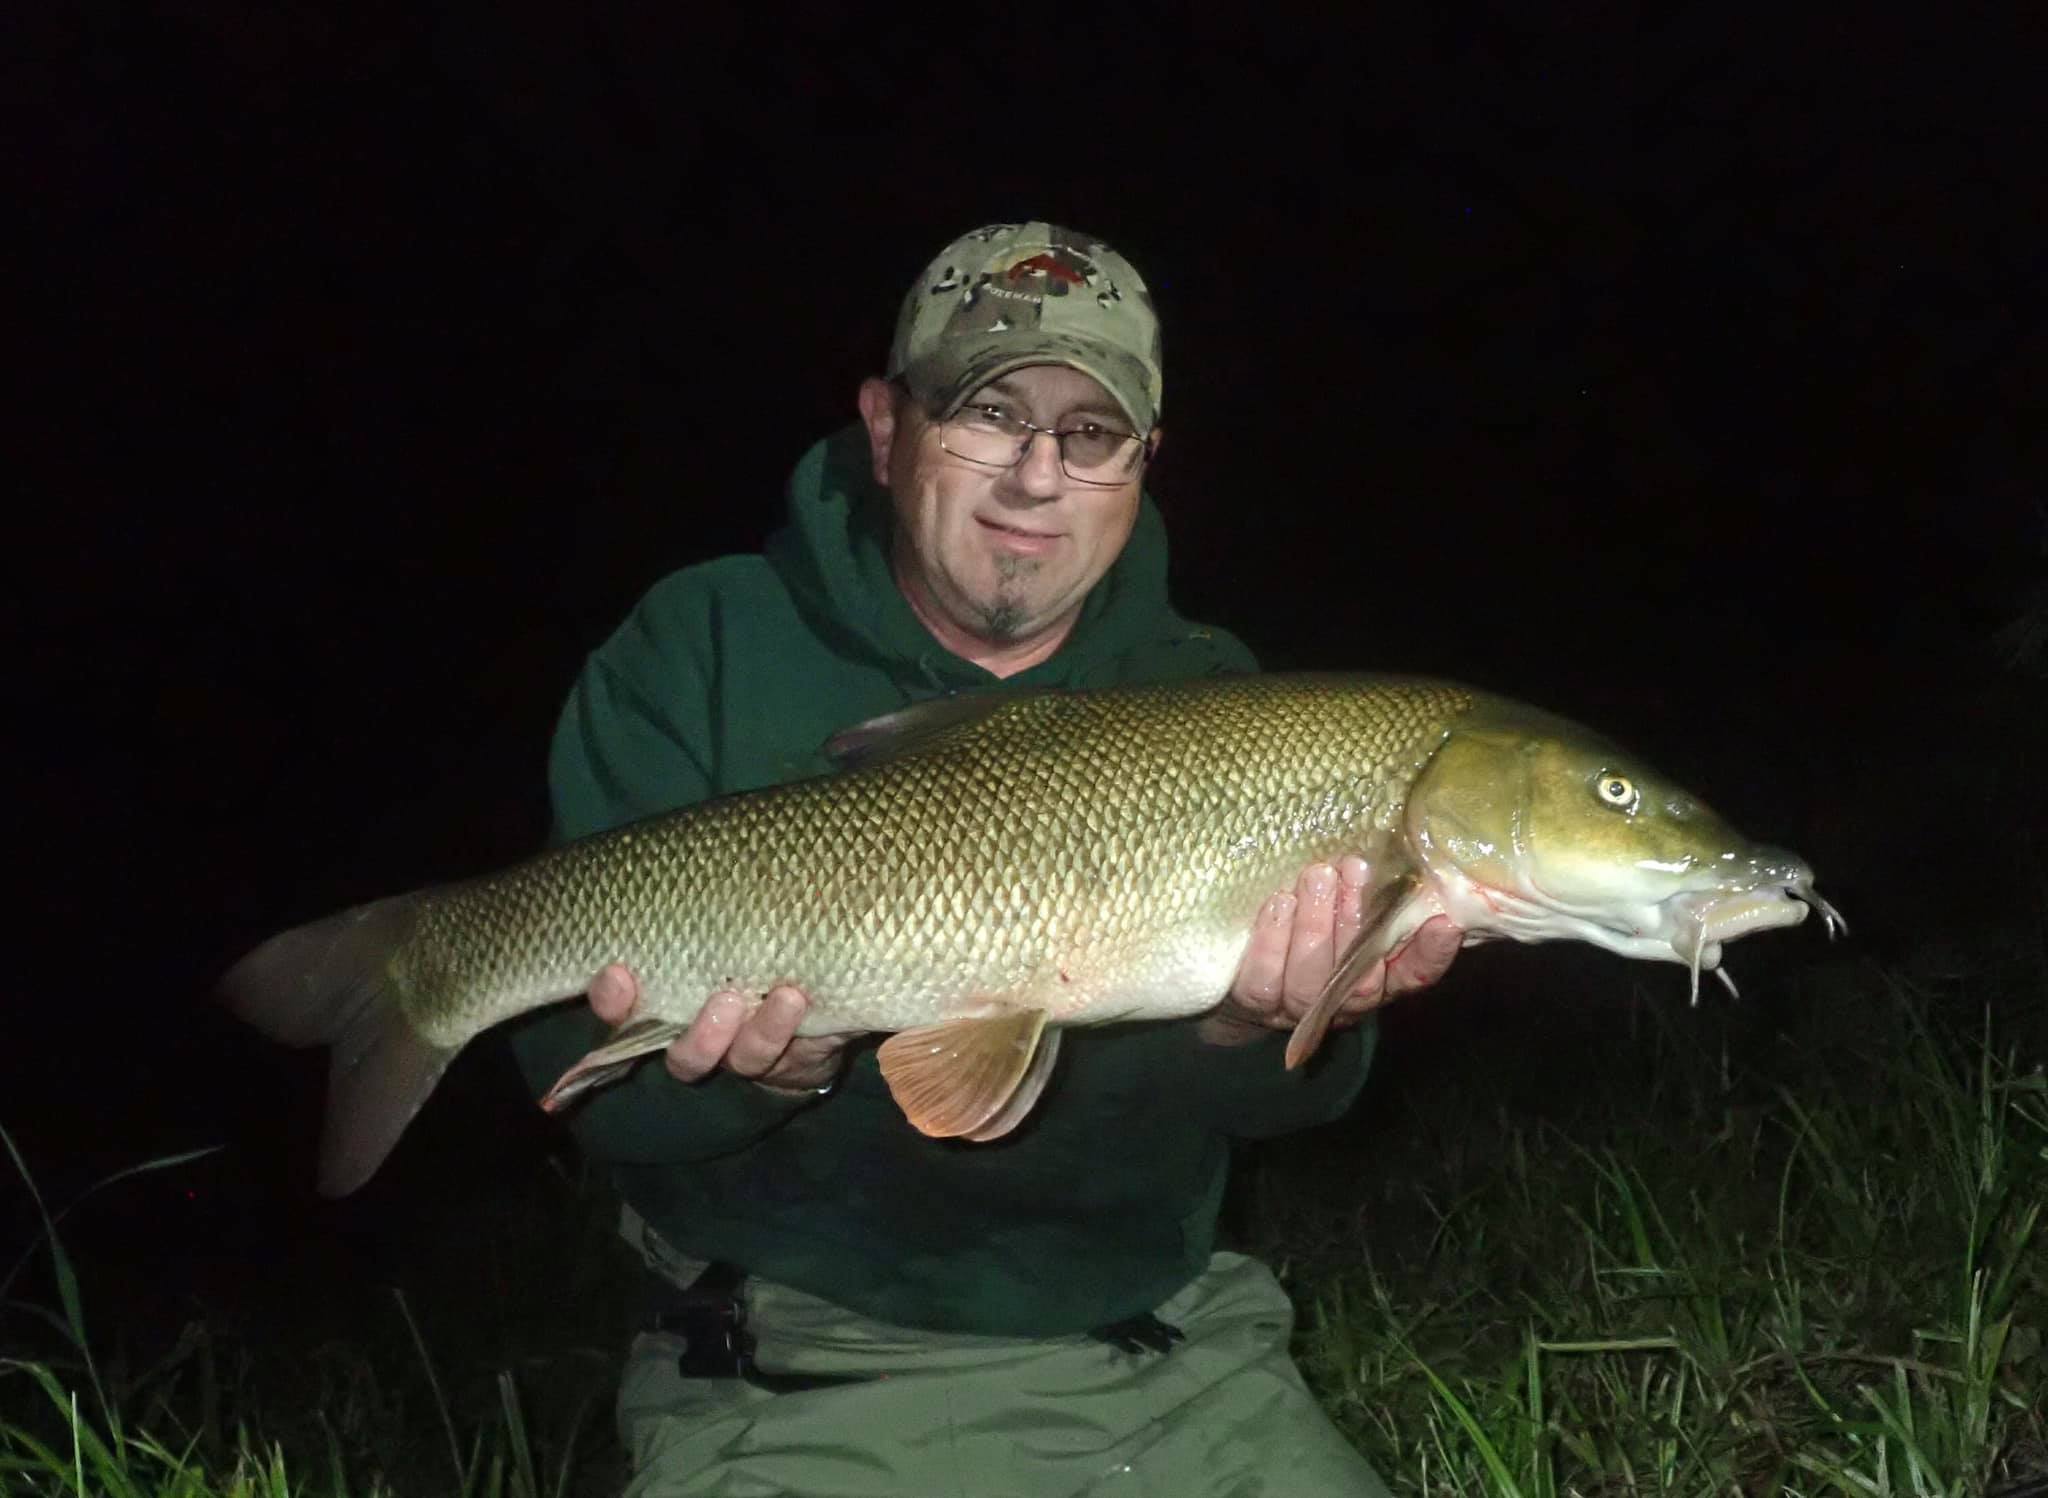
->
xmin=391 ymin=675 xmax=1477 ymax=1048
xmin=224 ymin=669 xmax=1843 ymax=1193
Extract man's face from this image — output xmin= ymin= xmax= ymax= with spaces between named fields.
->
xmin=865 ymin=363 xmax=1152 ymax=649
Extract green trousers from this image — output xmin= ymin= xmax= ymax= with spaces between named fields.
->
xmin=615 ymin=1212 xmax=1391 ymax=1497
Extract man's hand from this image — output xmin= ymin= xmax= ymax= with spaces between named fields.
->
xmin=1199 ymin=856 xmax=1463 ymax=1046
xmin=587 ymin=964 xmax=850 ymax=1093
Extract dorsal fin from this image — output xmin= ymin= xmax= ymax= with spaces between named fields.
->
xmin=824 ymin=690 xmax=1058 ymax=769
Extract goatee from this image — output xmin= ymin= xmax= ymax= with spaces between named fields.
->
xmin=975 ymin=599 xmax=1028 ymax=642
xmin=977 ymin=557 xmax=1041 ymax=642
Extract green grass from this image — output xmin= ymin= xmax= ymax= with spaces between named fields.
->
xmin=1257 ymin=952 xmax=2048 ymax=1495
xmin=5 ymin=949 xmax=2044 ymax=1495
xmin=0 ymin=1129 xmax=621 ymax=1498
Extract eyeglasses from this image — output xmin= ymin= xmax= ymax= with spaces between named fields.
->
xmin=938 ymin=403 xmax=1151 ymax=486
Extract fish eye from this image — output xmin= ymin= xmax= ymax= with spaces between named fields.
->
xmin=1596 ymin=773 xmax=1639 ymax=810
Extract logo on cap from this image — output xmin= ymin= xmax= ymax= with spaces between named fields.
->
xmin=1006 ymin=252 xmax=1089 ymax=288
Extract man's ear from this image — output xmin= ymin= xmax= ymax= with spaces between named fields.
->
xmin=857 ymin=377 xmax=902 ymax=487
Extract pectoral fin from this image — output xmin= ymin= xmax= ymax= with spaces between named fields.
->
xmin=1285 ymin=868 xmax=1421 ymax=1071
xmin=539 ymin=1016 xmax=688 ymax=1112
xmin=878 ymin=1008 xmax=1055 ymax=1139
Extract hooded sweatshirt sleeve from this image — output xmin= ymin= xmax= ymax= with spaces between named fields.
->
xmin=504 ymin=571 xmax=822 ymax=1164
xmin=1179 ymin=1021 xmax=1376 ymax=1138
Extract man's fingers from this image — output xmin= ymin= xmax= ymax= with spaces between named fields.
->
xmin=723 ymin=985 xmax=809 ymax=1079
xmin=1385 ymin=914 xmax=1462 ymax=995
xmin=1279 ymin=864 xmax=1339 ymax=1008
xmin=665 ymin=990 xmax=747 ymax=1082
xmin=1330 ymin=856 xmax=1368 ymax=964
xmin=1343 ymin=956 xmax=1392 ymax=1006
xmin=588 ymin=962 xmax=640 ymax=1024
xmin=1230 ymin=860 xmax=1377 ymax=1023
xmin=759 ymin=1032 xmax=850 ymax=1093
xmin=1231 ymin=891 xmax=1294 ymax=1007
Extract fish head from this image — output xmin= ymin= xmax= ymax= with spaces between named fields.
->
xmin=1403 ymin=711 xmax=1844 ymax=996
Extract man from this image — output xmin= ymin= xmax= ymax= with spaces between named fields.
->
xmin=509 ymin=222 xmax=1460 ymax=1495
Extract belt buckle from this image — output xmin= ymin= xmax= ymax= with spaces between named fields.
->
xmin=676 ymin=1302 xmax=750 ymax=1378
xmin=659 ymin=1265 xmax=869 ymax=1392
xmin=658 ymin=1272 xmax=755 ymax=1379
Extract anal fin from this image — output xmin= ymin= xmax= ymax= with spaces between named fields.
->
xmin=878 ymin=1008 xmax=1054 ymax=1140
xmin=962 ymin=1027 xmax=1062 ymax=1142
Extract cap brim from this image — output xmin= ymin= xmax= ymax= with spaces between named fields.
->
xmin=900 ymin=332 xmax=1157 ymax=432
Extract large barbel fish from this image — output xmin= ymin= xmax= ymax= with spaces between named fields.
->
xmin=221 ymin=673 xmax=1844 ymax=1195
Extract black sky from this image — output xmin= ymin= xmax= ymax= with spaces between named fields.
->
xmin=14 ymin=5 xmax=2043 ymax=1203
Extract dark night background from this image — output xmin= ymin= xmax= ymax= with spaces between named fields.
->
xmin=10 ymin=0 xmax=2043 ymax=1414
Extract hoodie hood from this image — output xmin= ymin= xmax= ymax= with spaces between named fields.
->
xmin=762 ymin=422 xmax=1186 ymax=694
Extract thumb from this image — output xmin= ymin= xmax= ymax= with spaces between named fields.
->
xmin=1384 ymin=917 xmax=1461 ymax=995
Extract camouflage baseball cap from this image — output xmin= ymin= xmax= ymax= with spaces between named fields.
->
xmin=888 ymin=222 xmax=1163 ymax=432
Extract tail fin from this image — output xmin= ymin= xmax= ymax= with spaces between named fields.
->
xmin=217 ymin=896 xmax=460 ymax=1196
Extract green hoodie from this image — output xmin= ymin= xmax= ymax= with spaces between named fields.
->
xmin=507 ymin=423 xmax=1375 ymax=1336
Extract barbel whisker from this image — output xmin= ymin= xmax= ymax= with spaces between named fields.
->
xmin=1687 ymin=914 xmax=1705 ymax=1007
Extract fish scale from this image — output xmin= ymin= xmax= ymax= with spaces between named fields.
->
xmin=222 ymin=671 xmax=1840 ymax=1195
xmin=391 ymin=675 xmax=1468 ymax=1042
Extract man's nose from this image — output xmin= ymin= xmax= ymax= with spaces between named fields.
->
xmin=1005 ymin=431 xmax=1066 ymax=500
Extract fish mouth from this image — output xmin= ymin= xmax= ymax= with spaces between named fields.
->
xmin=1438 ymin=862 xmax=1847 ymax=1002
xmin=1666 ymin=880 xmax=1849 ymax=1002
